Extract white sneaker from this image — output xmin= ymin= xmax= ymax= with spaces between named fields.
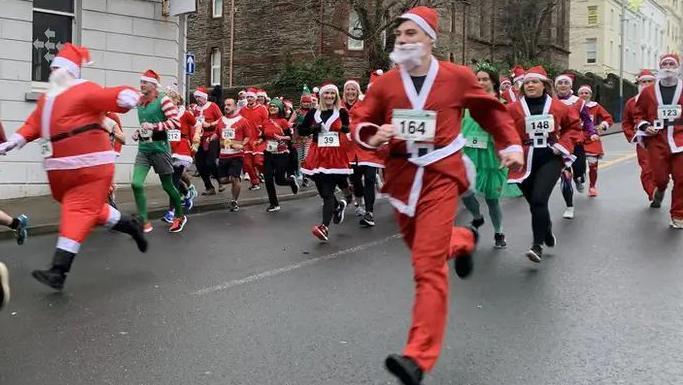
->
xmin=671 ymin=218 xmax=683 ymax=229
xmin=563 ymin=207 xmax=575 ymax=219
xmin=354 ymin=205 xmax=366 ymax=217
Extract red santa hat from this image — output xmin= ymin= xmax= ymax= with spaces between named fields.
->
xmin=399 ymin=6 xmax=438 ymax=41
xmin=636 ymin=69 xmax=656 ymax=82
xmin=578 ymin=84 xmax=592 ymax=94
xmin=369 ymin=69 xmax=384 ymax=87
xmin=499 ymin=75 xmax=512 ymax=87
xmin=319 ymin=81 xmax=339 ymax=95
xmin=140 ymin=69 xmax=160 ymax=86
xmin=245 ymin=87 xmax=257 ymax=98
xmin=50 ymin=43 xmax=92 ymax=79
xmin=312 ymin=86 xmax=320 ymax=95
xmin=194 ymin=86 xmax=209 ymax=100
xmin=659 ymin=53 xmax=680 ymax=67
xmin=524 ymin=66 xmax=549 ymax=82
xmin=555 ymin=72 xmax=575 ymax=85
xmin=510 ymin=65 xmax=525 ymax=83
xmin=256 ymin=89 xmax=268 ymax=98
xmin=300 ymin=94 xmax=313 ymax=103
xmin=344 ymin=78 xmax=362 ymax=90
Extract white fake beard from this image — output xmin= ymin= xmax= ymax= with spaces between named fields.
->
xmin=47 ymin=67 xmax=76 ymax=97
xmin=657 ymin=68 xmax=680 ymax=85
xmin=389 ymin=43 xmax=425 ymax=71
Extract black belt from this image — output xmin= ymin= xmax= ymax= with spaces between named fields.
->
xmin=523 ymin=137 xmax=557 ymax=146
xmin=390 ymin=144 xmax=445 ymax=158
xmin=51 ymin=124 xmax=107 ymax=143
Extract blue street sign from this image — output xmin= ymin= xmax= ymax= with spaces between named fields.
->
xmin=185 ymin=53 xmax=195 ymax=75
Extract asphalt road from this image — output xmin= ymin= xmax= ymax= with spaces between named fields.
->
xmin=1 ymin=134 xmax=681 ymax=385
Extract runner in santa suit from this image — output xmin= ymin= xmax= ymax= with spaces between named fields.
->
xmin=501 ymin=65 xmax=524 ymax=104
xmin=193 ymin=86 xmax=223 ymax=195
xmin=634 ymin=53 xmax=683 ymax=229
xmin=298 ymin=82 xmax=353 ymax=241
xmin=262 ymin=98 xmax=300 ymax=212
xmin=622 ymin=69 xmax=657 ymax=202
xmin=0 ymin=44 xmax=148 ymax=290
xmin=218 ymin=98 xmax=252 ymax=212
xmin=257 ymin=89 xmax=269 ymax=106
xmin=499 ymin=75 xmax=513 ymax=103
xmin=290 ymin=94 xmax=315 ymax=187
xmin=351 ymin=8 xmax=523 ymax=384
xmin=554 ymin=72 xmax=597 ymax=219
xmin=508 ymin=66 xmax=583 ymax=262
xmin=343 ymin=78 xmax=367 ymax=211
xmin=240 ymin=88 xmax=268 ymax=190
xmin=578 ymin=84 xmax=612 ymax=197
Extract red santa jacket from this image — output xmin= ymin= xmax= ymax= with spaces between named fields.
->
xmin=507 ymin=95 xmax=583 ymax=182
xmin=501 ymin=87 xmax=520 ymax=104
xmin=170 ymin=106 xmax=196 ymax=162
xmin=263 ymin=116 xmax=292 ymax=154
xmin=218 ymin=114 xmax=252 ymax=159
xmin=196 ymin=101 xmax=223 ymax=144
xmin=17 ymin=80 xmax=135 ymax=170
xmin=351 ymin=58 xmax=522 ymax=217
xmin=622 ymin=96 xmax=639 ymax=143
xmin=346 ymin=99 xmax=384 ymax=168
xmin=239 ymin=103 xmax=268 ymax=154
xmin=634 ymin=79 xmax=683 ymax=153
xmin=586 ymin=101 xmax=613 ymax=131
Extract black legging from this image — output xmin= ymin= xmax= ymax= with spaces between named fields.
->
xmin=561 ymin=144 xmax=586 ymax=207
xmin=313 ymin=174 xmax=348 ymax=226
xmin=264 ymin=152 xmax=294 ymax=206
xmin=351 ymin=165 xmax=378 ymax=212
xmin=169 ymin=164 xmax=189 ymax=209
xmin=196 ymin=140 xmax=219 ymax=190
xmin=518 ymin=149 xmax=563 ymax=246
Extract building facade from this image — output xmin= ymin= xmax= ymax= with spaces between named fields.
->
xmin=187 ymin=0 xmax=571 ymax=92
xmin=0 ymin=0 xmax=185 ymax=198
xmin=569 ymin=0 xmax=670 ymax=78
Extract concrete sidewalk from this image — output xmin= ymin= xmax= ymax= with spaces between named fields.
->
xmin=0 ymin=176 xmax=317 ymax=240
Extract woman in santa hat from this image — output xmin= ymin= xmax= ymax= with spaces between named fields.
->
xmin=577 ymin=84 xmax=611 ymax=197
xmin=507 ymin=66 xmax=583 ymax=262
xmin=298 ymin=82 xmax=352 ymax=241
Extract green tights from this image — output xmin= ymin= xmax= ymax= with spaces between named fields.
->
xmin=132 ymin=165 xmax=183 ymax=222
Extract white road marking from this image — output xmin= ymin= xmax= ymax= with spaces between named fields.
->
xmin=192 ymin=233 xmax=402 ymax=296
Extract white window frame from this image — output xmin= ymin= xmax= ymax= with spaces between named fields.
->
xmin=347 ymin=10 xmax=364 ymax=51
xmin=587 ymin=5 xmax=598 ymax=25
xmin=210 ymin=48 xmax=221 ymax=86
xmin=212 ymin=0 xmax=223 ymax=18
xmin=31 ymin=1 xmax=77 ymax=92
xmin=585 ymin=38 xmax=597 ymax=64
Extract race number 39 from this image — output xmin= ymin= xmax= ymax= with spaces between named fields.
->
xmin=657 ymin=105 xmax=682 ymax=121
xmin=392 ymin=109 xmax=436 ymax=142
xmin=318 ymin=132 xmax=340 ymax=147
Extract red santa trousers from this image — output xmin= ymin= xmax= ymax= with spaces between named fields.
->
xmin=636 ymin=145 xmax=656 ymax=200
xmin=394 ymin=171 xmax=476 ymax=372
xmin=647 ymin=137 xmax=683 ymax=219
xmin=47 ymin=163 xmax=118 ymax=253
xmin=243 ymin=153 xmax=264 ymax=186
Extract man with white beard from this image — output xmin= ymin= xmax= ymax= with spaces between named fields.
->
xmin=0 ymin=43 xmax=148 ymax=290
xmin=351 ymin=6 xmax=523 ymax=384
xmin=635 ymin=54 xmax=683 ymax=228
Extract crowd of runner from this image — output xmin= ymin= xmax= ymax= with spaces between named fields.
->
xmin=1 ymin=5 xmax=682 ymax=385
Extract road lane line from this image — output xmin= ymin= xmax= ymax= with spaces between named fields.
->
xmin=600 ymin=153 xmax=637 ymax=169
xmin=192 ymin=233 xmax=403 ymax=296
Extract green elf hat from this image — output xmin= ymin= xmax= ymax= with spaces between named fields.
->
xmin=268 ymin=98 xmax=285 ymax=116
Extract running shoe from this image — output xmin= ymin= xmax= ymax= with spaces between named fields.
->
xmin=563 ymin=207 xmax=575 ymax=219
xmin=266 ymin=205 xmax=281 ymax=213
xmin=526 ymin=244 xmax=543 ymax=263
xmin=229 ymin=200 xmax=240 ymax=212
xmin=671 ymin=218 xmax=683 ymax=229
xmin=183 ymin=196 xmax=194 ymax=211
xmin=249 ymin=184 xmax=261 ymax=191
xmin=161 ymin=210 xmax=175 ymax=224
xmin=143 ymin=222 xmax=154 ymax=233
xmin=650 ymin=188 xmax=664 ymax=208
xmin=187 ymin=184 xmax=198 ymax=200
xmin=494 ymin=233 xmax=507 ymax=249
xmin=169 ymin=216 xmax=187 ymax=233
xmin=14 ymin=214 xmax=29 ymax=245
xmin=333 ymin=199 xmax=347 ymax=224
xmin=311 ymin=224 xmax=329 ymax=241
xmin=0 ymin=262 xmax=9 ymax=310
xmin=354 ymin=203 xmax=366 ymax=217
xmin=385 ymin=354 xmax=423 ymax=385
xmin=360 ymin=212 xmax=375 ymax=227
xmin=588 ymin=187 xmax=598 ymax=197
xmin=290 ymin=175 xmax=300 ymax=195
xmin=470 ymin=216 xmax=485 ymax=229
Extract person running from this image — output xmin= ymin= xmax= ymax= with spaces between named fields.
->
xmin=298 ymin=82 xmax=353 ymax=241
xmin=554 ymin=72 xmax=597 ymax=219
xmin=290 ymin=92 xmax=315 ymax=187
xmin=104 ymin=112 xmax=125 ymax=208
xmin=501 ymin=65 xmax=524 ymax=104
xmin=161 ymin=87 xmax=197 ymax=223
xmin=193 ymin=86 xmax=223 ymax=195
xmin=634 ymin=53 xmax=683 ymax=229
xmin=578 ymin=84 xmax=612 ymax=197
xmin=263 ymin=98 xmax=300 ymax=212
xmin=132 ymin=69 xmax=187 ymax=233
xmin=0 ymin=44 xmax=148 ymax=290
xmin=461 ymin=63 xmax=517 ymax=248
xmin=351 ymin=7 xmax=523 ymax=385
xmin=508 ymin=66 xmax=583 ymax=262
xmin=622 ymin=69 xmax=657 ymax=203
xmin=240 ymin=88 xmax=268 ymax=191
xmin=218 ymin=98 xmax=252 ymax=212
xmin=0 ymin=209 xmax=29 ymax=245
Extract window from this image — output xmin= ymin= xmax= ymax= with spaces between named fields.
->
xmin=212 ymin=0 xmax=223 ymax=18
xmin=347 ymin=10 xmax=364 ymax=51
xmin=32 ymin=0 xmax=74 ymax=82
xmin=588 ymin=6 xmax=598 ymax=25
xmin=610 ymin=9 xmax=615 ymax=29
xmin=210 ymin=48 xmax=221 ymax=86
xmin=586 ymin=38 xmax=597 ymax=64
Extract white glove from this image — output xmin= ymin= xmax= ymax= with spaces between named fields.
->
xmin=117 ymin=89 xmax=141 ymax=109
xmin=141 ymin=122 xmax=156 ymax=131
xmin=132 ymin=129 xmax=140 ymax=141
xmin=0 ymin=141 xmax=17 ymax=155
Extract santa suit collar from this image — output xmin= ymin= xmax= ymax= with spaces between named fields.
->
xmin=655 ymin=79 xmax=683 ymax=106
xmin=585 ymin=100 xmax=598 ymax=108
xmin=558 ymin=93 xmax=580 ymax=106
xmin=520 ymin=94 xmax=553 ymax=116
xmin=398 ymin=56 xmax=439 ymax=110
xmin=654 ymin=79 xmax=683 ymax=153
xmin=507 ymin=88 xmax=517 ymax=102
xmin=313 ymin=108 xmax=340 ymax=132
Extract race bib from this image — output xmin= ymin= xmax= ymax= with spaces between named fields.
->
xmin=39 ymin=138 xmax=53 ymax=158
xmin=465 ymin=135 xmax=489 ymax=149
xmin=167 ymin=129 xmax=181 ymax=142
xmin=222 ymin=128 xmax=236 ymax=140
xmin=266 ymin=140 xmax=279 ymax=152
xmin=657 ymin=105 xmax=682 ymax=121
xmin=392 ymin=109 xmax=436 ymax=142
xmin=525 ymin=114 xmax=555 ymax=148
xmin=318 ymin=132 xmax=340 ymax=147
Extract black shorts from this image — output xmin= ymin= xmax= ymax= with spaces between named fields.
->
xmin=218 ymin=157 xmax=244 ymax=179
